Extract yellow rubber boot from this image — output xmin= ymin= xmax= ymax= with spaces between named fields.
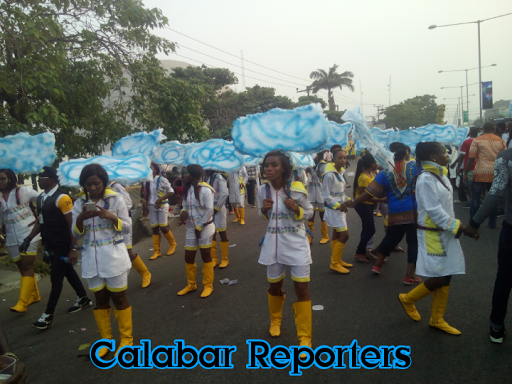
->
xmin=211 ymin=240 xmax=218 ymax=267
xmin=329 ymin=242 xmax=349 ymax=274
xmin=268 ymin=291 xmax=286 ymax=337
xmin=232 ymin=207 xmax=240 ymax=223
xmin=429 ymin=286 xmax=461 ymax=335
xmin=319 ymin=221 xmax=330 ymax=244
xmin=307 ymin=222 xmax=314 ymax=244
xmin=92 ymin=308 xmax=113 ymax=358
xmin=115 ymin=306 xmax=133 ymax=356
xmin=338 ymin=242 xmax=353 ymax=268
xmin=292 ymin=300 xmax=312 ymax=357
xmin=219 ymin=241 xmax=229 ymax=268
xmin=330 ymin=239 xmax=338 ymax=253
xmin=177 ymin=263 xmax=197 ymax=296
xmin=149 ymin=235 xmax=161 ymax=260
xmin=240 ymin=207 xmax=246 ymax=225
xmin=398 ymin=283 xmax=432 ymax=321
xmin=200 ymin=262 xmax=214 ymax=298
xmin=131 ymin=255 xmax=151 ymax=288
xmin=10 ymin=276 xmax=35 ymax=313
xmin=163 ymin=230 xmax=177 ymax=255
xmin=27 ymin=277 xmax=41 ymax=306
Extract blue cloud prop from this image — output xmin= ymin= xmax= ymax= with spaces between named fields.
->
xmin=112 ymin=129 xmax=166 ymax=158
xmin=152 ymin=141 xmax=188 ymax=165
xmin=184 ymin=140 xmax=244 ymax=173
xmin=287 ymin=152 xmax=315 ymax=169
xmin=232 ymin=104 xmax=329 ymax=157
xmin=244 ymin=155 xmax=262 ymax=167
xmin=0 ymin=132 xmax=56 ymax=174
xmin=58 ymin=155 xmax=152 ymax=187
xmin=453 ymin=127 xmax=470 ymax=147
xmin=324 ymin=121 xmax=352 ymax=149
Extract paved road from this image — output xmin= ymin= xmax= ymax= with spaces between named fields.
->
xmin=1 ymin=164 xmax=511 ymax=383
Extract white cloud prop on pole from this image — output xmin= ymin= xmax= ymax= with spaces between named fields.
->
xmin=112 ymin=129 xmax=166 ymax=158
xmin=184 ymin=140 xmax=244 ymax=173
xmin=0 ymin=132 xmax=56 ymax=174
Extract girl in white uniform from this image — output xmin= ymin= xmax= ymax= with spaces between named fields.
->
xmin=322 ymin=149 xmax=353 ymax=274
xmin=305 ymin=151 xmax=330 ymax=245
xmin=72 ymin=164 xmax=133 ymax=357
xmin=209 ymin=171 xmax=230 ymax=269
xmin=258 ymin=150 xmax=314 ymax=353
xmin=109 ymin=181 xmax=151 ymax=288
xmin=0 ymin=169 xmax=41 ymax=313
xmin=399 ymin=142 xmax=465 ymax=335
xmin=142 ymin=163 xmax=177 ymax=260
xmin=229 ymin=166 xmax=248 ymax=225
xmin=177 ymin=165 xmax=216 ymax=298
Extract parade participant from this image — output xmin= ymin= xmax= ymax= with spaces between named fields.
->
xmin=229 ymin=166 xmax=248 ymax=225
xmin=246 ymin=165 xmax=260 ymax=208
xmin=177 ymin=165 xmax=216 ymax=298
xmin=352 ymin=154 xmax=381 ymax=262
xmin=398 ymin=142 xmax=466 ymax=335
xmin=0 ymin=169 xmax=41 ymax=313
xmin=20 ymin=167 xmax=91 ymax=330
xmin=305 ymin=152 xmax=329 ymax=245
xmin=72 ymin=164 xmax=133 ymax=356
xmin=142 ymin=162 xmax=177 ymax=260
xmin=340 ymin=143 xmax=420 ymax=284
xmin=209 ymin=170 xmax=230 ymax=268
xmin=322 ymin=148 xmax=353 ymax=273
xmin=109 ymin=181 xmax=151 ymax=288
xmin=258 ymin=150 xmax=314 ymax=353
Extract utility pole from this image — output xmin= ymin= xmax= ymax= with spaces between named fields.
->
xmin=240 ymin=50 xmax=246 ymax=91
xmin=360 ymin=81 xmax=364 ymax=114
xmin=374 ymin=104 xmax=384 ymax=123
xmin=296 ymin=86 xmax=312 ymax=97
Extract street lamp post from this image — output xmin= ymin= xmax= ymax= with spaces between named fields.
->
xmin=429 ymin=12 xmax=512 ymax=121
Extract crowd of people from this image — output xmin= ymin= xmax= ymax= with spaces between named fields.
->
xmin=1 ymin=120 xmax=512 ymax=381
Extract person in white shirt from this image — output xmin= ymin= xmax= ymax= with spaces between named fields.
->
xmin=0 ymin=168 xmax=41 ymax=313
xmin=208 ymin=171 xmax=230 ymax=268
xmin=229 ymin=167 xmax=248 ymax=225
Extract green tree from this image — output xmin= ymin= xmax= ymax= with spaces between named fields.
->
xmin=382 ymin=95 xmax=439 ymax=129
xmin=0 ymin=0 xmax=176 ymax=157
xmin=323 ymin=110 xmax=346 ymax=124
xmin=297 ymin=95 xmax=327 ymax=109
xmin=309 ymin=64 xmax=354 ymax=111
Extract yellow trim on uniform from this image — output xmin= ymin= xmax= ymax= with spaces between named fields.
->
xmin=126 ymin=245 xmax=132 ymax=249
xmin=425 ymin=214 xmax=444 ymax=255
xmin=11 ymin=255 xmax=21 ymax=262
xmin=106 ymin=284 xmax=127 ymax=292
xmin=319 ymin=208 xmax=326 ymax=212
xmin=89 ymin=283 xmax=107 ymax=292
xmin=324 ymin=163 xmax=344 ymax=174
xmin=290 ymin=181 xmax=308 ymax=196
xmin=267 ymin=274 xmax=285 ymax=283
xmin=452 ymin=219 xmax=461 ymax=235
xmin=74 ymin=224 xmax=84 ymax=235
xmin=214 ymin=207 xmax=222 ymax=212
xmin=151 ymin=223 xmax=159 ymax=228
xmin=181 ymin=208 xmax=187 ymax=213
xmin=195 ymin=225 xmax=203 ymax=232
xmin=295 ymin=207 xmax=304 ymax=221
xmin=185 ymin=245 xmax=198 ymax=251
xmin=113 ymin=218 xmax=123 ymax=231
xmin=291 ymin=275 xmax=310 ymax=283
xmin=332 ymin=201 xmax=341 ymax=210
xmin=158 ymin=223 xmax=167 ymax=227
xmin=198 ymin=181 xmax=216 ymax=193
xmin=22 ymin=252 xmax=37 ymax=256
xmin=335 ymin=226 xmax=348 ymax=232
xmin=199 ymin=244 xmax=212 ymax=249
xmin=216 ymin=227 xmax=227 ymax=232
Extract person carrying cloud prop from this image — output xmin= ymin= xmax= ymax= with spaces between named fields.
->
xmin=0 ymin=132 xmax=56 ymax=174
xmin=305 ymin=151 xmax=329 ymax=245
xmin=206 ymin=170 xmax=230 ymax=268
xmin=232 ymin=104 xmax=329 ymax=158
xmin=177 ymin=165 xmax=216 ymax=298
xmin=258 ymin=150 xmax=314 ymax=355
xmin=112 ymin=129 xmax=166 ymax=158
xmin=229 ymin=166 xmax=249 ymax=226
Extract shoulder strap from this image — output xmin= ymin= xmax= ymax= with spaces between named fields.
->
xmin=265 ymin=183 xmax=270 ymax=199
xmin=156 ymin=176 xmax=161 ymax=189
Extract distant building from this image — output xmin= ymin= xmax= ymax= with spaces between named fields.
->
xmin=484 ymin=99 xmax=511 ymax=120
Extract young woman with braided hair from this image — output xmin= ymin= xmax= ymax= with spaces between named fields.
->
xmin=258 ymin=150 xmax=314 ymax=353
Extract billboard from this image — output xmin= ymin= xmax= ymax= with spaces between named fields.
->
xmin=482 ymin=81 xmax=493 ymax=110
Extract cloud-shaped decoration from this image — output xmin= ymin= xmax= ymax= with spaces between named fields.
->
xmin=287 ymin=152 xmax=314 ymax=169
xmin=112 ymin=129 xmax=166 ymax=158
xmin=244 ymin=155 xmax=262 ymax=167
xmin=152 ymin=141 xmax=188 ymax=165
xmin=232 ymin=104 xmax=329 ymax=157
xmin=453 ymin=127 xmax=470 ymax=147
xmin=342 ymin=107 xmax=394 ymax=170
xmin=58 ymin=155 xmax=152 ymax=187
xmin=184 ymin=139 xmax=244 ymax=173
xmin=324 ymin=121 xmax=352 ymax=150
xmin=0 ymin=132 xmax=56 ymax=174
xmin=415 ymin=124 xmax=457 ymax=145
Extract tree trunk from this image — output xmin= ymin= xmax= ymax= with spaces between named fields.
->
xmin=328 ymin=89 xmax=336 ymax=111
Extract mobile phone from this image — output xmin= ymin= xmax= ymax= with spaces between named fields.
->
xmin=85 ymin=202 xmax=97 ymax=211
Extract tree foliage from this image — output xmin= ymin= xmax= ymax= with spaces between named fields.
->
xmin=382 ymin=95 xmax=439 ymax=130
xmin=309 ymin=64 xmax=354 ymax=111
xmin=297 ymin=95 xmax=327 ymax=109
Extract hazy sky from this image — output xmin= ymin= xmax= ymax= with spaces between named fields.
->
xmin=144 ymin=0 xmax=511 ymax=124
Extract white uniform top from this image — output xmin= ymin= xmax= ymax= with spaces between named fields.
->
xmin=148 ymin=176 xmax=173 ymax=211
xmin=289 ymin=168 xmax=308 ymax=186
xmin=72 ymin=188 xmax=131 ymax=278
xmin=0 ymin=186 xmax=41 ymax=246
xmin=307 ymin=167 xmax=324 ymax=204
xmin=228 ymin=167 xmax=248 ymax=205
xmin=321 ymin=164 xmax=349 ymax=229
xmin=182 ymin=182 xmax=215 ymax=232
xmin=415 ymin=162 xmax=465 ymax=277
xmin=212 ymin=174 xmax=229 ymax=211
xmin=109 ymin=182 xmax=132 ymax=211
xmin=257 ymin=182 xmax=313 ymax=266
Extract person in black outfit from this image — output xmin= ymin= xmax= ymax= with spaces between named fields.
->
xmin=20 ymin=167 xmax=91 ymax=330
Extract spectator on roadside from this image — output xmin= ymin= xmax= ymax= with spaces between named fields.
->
xmin=246 ymin=165 xmax=260 ymax=208
xmin=496 ymin=122 xmax=508 ymax=143
xmin=464 ymin=121 xmax=506 ymax=228
xmin=452 ymin=127 xmax=479 ymax=207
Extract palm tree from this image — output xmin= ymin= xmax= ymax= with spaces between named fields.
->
xmin=309 ymin=64 xmax=355 ymax=111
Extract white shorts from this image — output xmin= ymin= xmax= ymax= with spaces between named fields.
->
xmin=8 ymin=240 xmax=39 ymax=262
xmin=86 ymin=270 xmax=129 ymax=292
xmin=267 ymin=262 xmax=310 ymax=283
xmin=149 ymin=207 xmax=169 ymax=228
xmin=214 ymin=207 xmax=227 ymax=232
xmin=310 ymin=202 xmax=325 ymax=211
xmin=185 ymin=223 xmax=216 ymax=251
xmin=324 ymin=208 xmax=348 ymax=231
